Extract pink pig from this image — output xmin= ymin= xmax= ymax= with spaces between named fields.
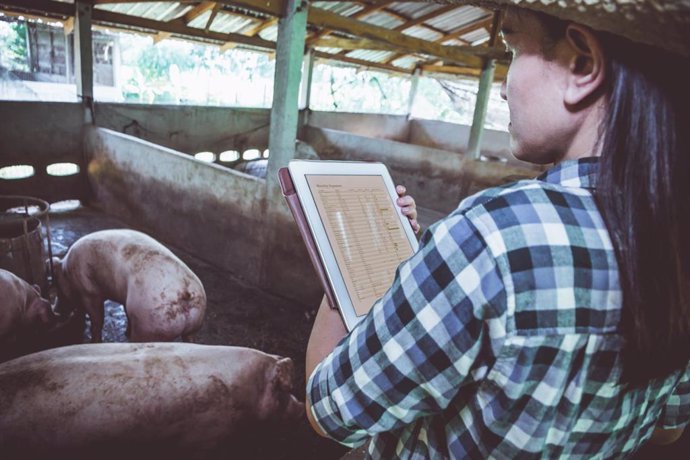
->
xmin=0 ymin=343 xmax=304 ymax=458
xmin=51 ymin=229 xmax=206 ymax=343
xmin=0 ymin=269 xmax=60 ymax=348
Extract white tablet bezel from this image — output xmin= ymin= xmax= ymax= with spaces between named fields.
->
xmin=288 ymin=160 xmax=420 ymax=331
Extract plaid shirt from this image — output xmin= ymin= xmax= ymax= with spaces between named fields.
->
xmin=308 ymin=158 xmax=690 ymax=459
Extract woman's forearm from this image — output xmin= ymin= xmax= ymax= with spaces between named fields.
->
xmin=305 ymin=295 xmax=348 ymax=436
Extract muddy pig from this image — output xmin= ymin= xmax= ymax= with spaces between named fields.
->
xmin=51 ymin=229 xmax=206 ymax=342
xmin=0 ymin=342 xmax=304 ymax=459
xmin=0 ymin=269 xmax=64 ymax=357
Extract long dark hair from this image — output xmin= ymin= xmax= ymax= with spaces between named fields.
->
xmin=598 ymin=38 xmax=690 ymax=384
xmin=537 ymin=12 xmax=690 ymax=384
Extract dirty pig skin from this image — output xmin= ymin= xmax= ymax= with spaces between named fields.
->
xmin=0 ymin=343 xmax=304 ymax=459
xmin=0 ymin=268 xmax=60 ymax=345
xmin=52 ymin=229 xmax=206 ymax=342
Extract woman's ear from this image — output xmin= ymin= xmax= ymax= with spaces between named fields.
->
xmin=563 ymin=24 xmax=606 ymax=107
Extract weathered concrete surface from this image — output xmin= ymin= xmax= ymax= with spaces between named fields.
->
xmin=96 ymin=103 xmax=271 ymax=155
xmin=83 ymin=127 xmax=323 ymax=306
xmin=0 ymin=101 xmax=88 ymax=202
xmin=303 ymin=111 xmax=533 ymax=168
xmin=407 ymin=118 xmax=533 ymax=168
xmin=305 ymin=111 xmax=410 ymax=141
xmin=84 ymin=127 xmax=266 ymax=279
xmin=303 ymin=125 xmax=542 ymax=214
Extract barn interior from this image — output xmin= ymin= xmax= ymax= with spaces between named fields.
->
xmin=0 ymin=0 xmax=686 ymax=459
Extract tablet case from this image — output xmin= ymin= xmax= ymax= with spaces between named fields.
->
xmin=278 ymin=167 xmax=338 ymax=310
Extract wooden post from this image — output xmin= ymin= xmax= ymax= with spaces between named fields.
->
xmin=260 ymin=0 xmax=309 ymax=290
xmin=467 ymin=11 xmax=503 ymax=161
xmin=74 ymin=1 xmax=93 ymax=102
xmin=466 ymin=59 xmax=495 ymax=160
xmin=299 ymin=48 xmax=315 ymax=111
xmin=265 ymin=0 xmax=309 ymax=202
xmin=407 ymin=67 xmax=421 ymax=120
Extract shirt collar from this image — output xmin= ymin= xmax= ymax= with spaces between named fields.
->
xmin=537 ymin=157 xmax=598 ymax=190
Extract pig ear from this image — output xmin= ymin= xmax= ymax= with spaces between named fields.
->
xmin=271 ymin=357 xmax=295 ymax=392
xmin=32 ymin=284 xmax=42 ymax=296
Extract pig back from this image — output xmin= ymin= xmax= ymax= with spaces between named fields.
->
xmin=62 ymin=229 xmax=204 ymax=305
xmin=0 ymin=343 xmax=300 ymax=457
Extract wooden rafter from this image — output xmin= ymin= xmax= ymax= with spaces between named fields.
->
xmin=312 ymin=37 xmax=400 ymax=52
xmin=382 ymin=16 xmax=493 ymax=65
xmin=182 ymin=1 xmax=216 ymax=25
xmin=437 ymin=17 xmax=493 ymax=45
xmin=98 ymin=6 xmax=275 ymax=48
xmin=313 ymin=50 xmax=412 ymax=75
xmin=242 ymin=17 xmax=277 ymax=37
xmin=307 ymin=7 xmax=507 ymax=69
xmin=204 ymin=2 xmax=221 ymax=32
xmin=1 ymin=0 xmax=510 ymax=79
xmin=334 ymin=3 xmax=456 ymax=57
xmin=393 ymin=4 xmax=456 ymax=32
xmin=421 ymin=63 xmax=507 ymax=81
xmin=306 ymin=0 xmax=394 ymax=46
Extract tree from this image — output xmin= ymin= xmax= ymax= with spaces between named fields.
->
xmin=0 ymin=20 xmax=29 ymax=72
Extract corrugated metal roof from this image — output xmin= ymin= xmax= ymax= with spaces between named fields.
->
xmin=346 ymin=49 xmax=397 ymax=63
xmin=258 ymin=24 xmax=278 ymax=42
xmin=390 ymin=55 xmax=420 ymax=69
xmin=426 ymin=5 xmax=489 ymax=33
xmin=360 ymin=12 xmax=405 ymax=29
xmin=312 ymin=1 xmax=363 ymax=17
xmin=388 ymin=2 xmax=445 ymax=20
xmin=441 ymin=38 xmax=468 ymax=47
xmin=462 ymin=28 xmax=491 ymax=46
xmin=99 ymin=2 xmax=188 ymax=23
xmin=79 ymin=1 xmax=505 ymax=77
xmin=190 ymin=11 xmax=257 ymax=35
xmin=402 ymin=25 xmax=443 ymax=42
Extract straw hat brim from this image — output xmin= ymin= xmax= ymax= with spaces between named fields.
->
xmin=432 ymin=0 xmax=690 ymax=58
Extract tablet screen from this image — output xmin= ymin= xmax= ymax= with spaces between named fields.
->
xmin=306 ymin=174 xmax=415 ymax=316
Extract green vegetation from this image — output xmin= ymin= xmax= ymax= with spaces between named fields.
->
xmin=0 ymin=20 xmax=29 ymax=72
xmin=0 ymin=17 xmax=508 ymax=130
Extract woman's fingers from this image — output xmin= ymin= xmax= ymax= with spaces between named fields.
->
xmin=395 ymin=185 xmax=420 ymax=233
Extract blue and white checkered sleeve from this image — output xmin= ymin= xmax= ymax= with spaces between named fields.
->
xmin=658 ymin=362 xmax=690 ymax=429
xmin=307 ymin=212 xmax=506 ymax=446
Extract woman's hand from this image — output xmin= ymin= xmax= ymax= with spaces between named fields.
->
xmin=396 ymin=185 xmax=420 ymax=234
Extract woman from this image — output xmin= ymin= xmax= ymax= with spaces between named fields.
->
xmin=306 ymin=1 xmax=689 ymax=458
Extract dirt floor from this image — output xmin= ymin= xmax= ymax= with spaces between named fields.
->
xmin=43 ymin=203 xmax=350 ymax=460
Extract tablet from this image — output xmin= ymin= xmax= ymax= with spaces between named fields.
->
xmin=288 ymin=160 xmax=420 ymax=330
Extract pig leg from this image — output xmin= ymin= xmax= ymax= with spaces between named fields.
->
xmin=77 ymin=294 xmax=105 ymax=343
xmin=124 ymin=309 xmax=132 ymax=338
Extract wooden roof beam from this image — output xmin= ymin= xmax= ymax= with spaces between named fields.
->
xmin=306 ymin=7 xmax=507 ymax=69
xmin=382 ymin=16 xmax=493 ymax=66
xmin=312 ymin=37 xmax=401 ymax=51
xmin=94 ymin=7 xmax=276 ymax=48
xmin=313 ymin=50 xmax=413 ymax=75
xmin=306 ymin=0 xmax=395 ymax=46
xmin=243 ymin=17 xmax=277 ymax=37
xmin=181 ymin=1 xmax=216 ymax=25
xmin=392 ymin=4 xmax=456 ymax=32
xmin=333 ymin=3 xmax=456 ymax=57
